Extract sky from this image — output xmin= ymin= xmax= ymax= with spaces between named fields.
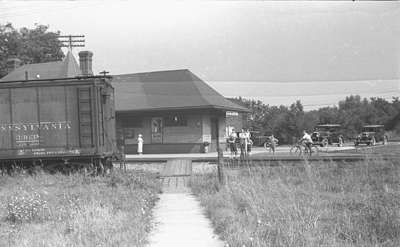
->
xmin=1 ymin=0 xmax=399 ymax=110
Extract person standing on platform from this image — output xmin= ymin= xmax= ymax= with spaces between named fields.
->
xmin=245 ymin=129 xmax=252 ymax=154
xmin=137 ymin=134 xmax=144 ymax=155
xmin=239 ymin=129 xmax=247 ymax=158
xmin=269 ymin=134 xmax=279 ymax=155
xmin=228 ymin=128 xmax=237 ymax=157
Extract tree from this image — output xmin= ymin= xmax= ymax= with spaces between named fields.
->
xmin=233 ymin=95 xmax=400 ymax=144
xmin=0 ymin=23 xmax=64 ymax=78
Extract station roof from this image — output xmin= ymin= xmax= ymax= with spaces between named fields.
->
xmin=0 ymin=51 xmax=80 ymax=82
xmin=112 ymin=69 xmax=250 ymax=113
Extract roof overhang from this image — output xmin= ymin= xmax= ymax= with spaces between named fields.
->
xmin=116 ymin=105 xmax=250 ymax=114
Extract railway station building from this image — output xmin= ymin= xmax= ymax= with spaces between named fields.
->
xmin=112 ymin=69 xmax=249 ymax=154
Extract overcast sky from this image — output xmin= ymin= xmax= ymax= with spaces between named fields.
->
xmin=1 ymin=1 xmax=399 ymax=110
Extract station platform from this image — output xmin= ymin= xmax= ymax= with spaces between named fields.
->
xmin=123 ymin=146 xmax=365 ymax=163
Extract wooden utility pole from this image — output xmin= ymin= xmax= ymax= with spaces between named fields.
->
xmin=99 ymin=70 xmax=109 ymax=77
xmin=217 ymin=147 xmax=224 ymax=184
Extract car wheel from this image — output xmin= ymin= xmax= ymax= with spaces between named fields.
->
xmin=338 ymin=137 xmax=343 ymax=147
xmin=322 ymin=139 xmax=328 ymax=147
xmin=383 ymin=136 xmax=388 ymax=145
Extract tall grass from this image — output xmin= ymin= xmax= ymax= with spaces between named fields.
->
xmin=190 ymin=158 xmax=400 ymax=247
xmin=0 ymin=169 xmax=161 ymax=247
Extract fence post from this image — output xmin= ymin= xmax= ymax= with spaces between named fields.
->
xmin=217 ymin=148 xmax=224 ymax=184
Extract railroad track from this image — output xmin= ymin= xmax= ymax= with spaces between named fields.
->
xmin=124 ymin=153 xmax=399 ymax=163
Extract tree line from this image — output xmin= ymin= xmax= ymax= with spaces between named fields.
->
xmin=0 ymin=23 xmax=64 ymax=78
xmin=231 ymin=95 xmax=400 ymax=144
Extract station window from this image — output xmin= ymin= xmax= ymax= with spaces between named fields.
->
xmin=165 ymin=115 xmax=187 ymax=126
xmin=120 ymin=116 xmax=142 ymax=128
xmin=129 ymin=118 xmax=143 ymax=128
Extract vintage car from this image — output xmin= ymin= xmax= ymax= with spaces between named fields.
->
xmin=249 ymin=131 xmax=269 ymax=147
xmin=311 ymin=124 xmax=344 ymax=147
xmin=354 ymin=125 xmax=388 ymax=146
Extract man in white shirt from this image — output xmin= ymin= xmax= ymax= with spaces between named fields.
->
xmin=301 ymin=130 xmax=313 ymax=155
xmin=245 ymin=129 xmax=252 ymax=154
xmin=239 ymin=129 xmax=247 ymax=157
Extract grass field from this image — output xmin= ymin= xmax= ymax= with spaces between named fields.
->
xmin=190 ymin=157 xmax=400 ymax=247
xmin=0 ymin=170 xmax=161 ymax=247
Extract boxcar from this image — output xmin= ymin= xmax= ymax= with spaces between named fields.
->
xmin=0 ymin=76 xmax=116 ymax=172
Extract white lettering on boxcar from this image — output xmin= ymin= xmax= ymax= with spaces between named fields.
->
xmin=0 ymin=121 xmax=72 ymax=132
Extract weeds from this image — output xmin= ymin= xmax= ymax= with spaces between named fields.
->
xmin=0 ymin=169 xmax=161 ymax=247
xmin=191 ymin=159 xmax=400 ymax=247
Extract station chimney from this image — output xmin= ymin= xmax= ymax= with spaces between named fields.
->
xmin=78 ymin=51 xmax=93 ymax=76
xmin=6 ymin=57 xmax=21 ymax=74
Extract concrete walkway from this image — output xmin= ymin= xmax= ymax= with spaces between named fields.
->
xmin=147 ymin=193 xmax=226 ymax=247
xmin=147 ymin=159 xmax=226 ymax=247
